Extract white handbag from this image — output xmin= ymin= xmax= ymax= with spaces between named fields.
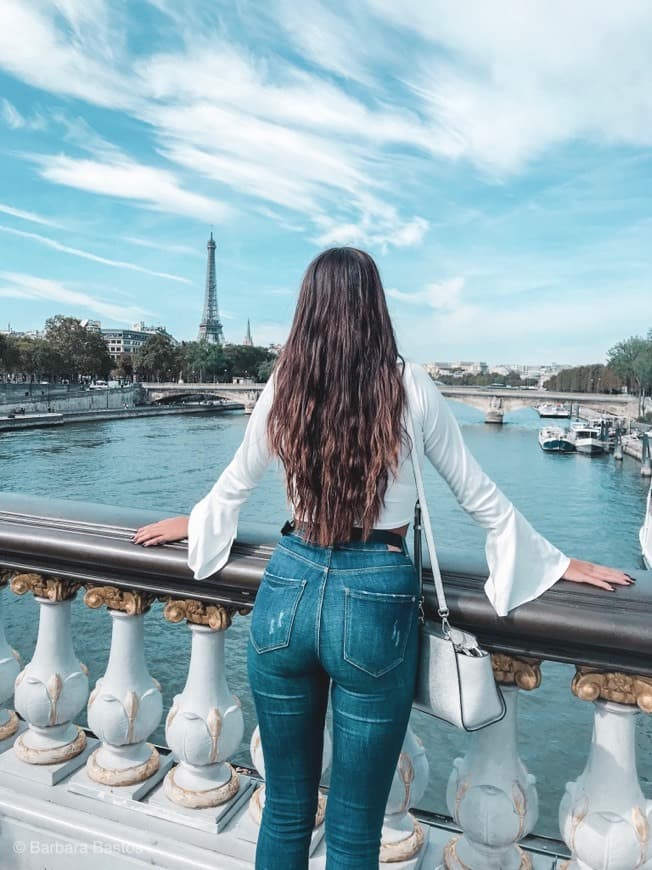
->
xmin=405 ymin=399 xmax=506 ymax=731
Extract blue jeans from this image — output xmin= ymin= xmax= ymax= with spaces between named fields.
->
xmin=247 ymin=529 xmax=420 ymax=870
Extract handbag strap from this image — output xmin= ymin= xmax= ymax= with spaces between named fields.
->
xmin=403 ymin=369 xmax=450 ymax=629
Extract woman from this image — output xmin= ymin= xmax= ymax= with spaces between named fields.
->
xmin=132 ymin=247 xmax=631 ymax=870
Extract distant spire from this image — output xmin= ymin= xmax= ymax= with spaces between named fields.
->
xmin=243 ymin=318 xmax=253 ymax=347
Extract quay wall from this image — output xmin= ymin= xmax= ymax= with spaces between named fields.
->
xmin=0 ymin=403 xmax=244 ymax=431
xmin=61 ymin=403 xmax=243 ymax=424
xmin=0 ymin=384 xmax=145 ymax=414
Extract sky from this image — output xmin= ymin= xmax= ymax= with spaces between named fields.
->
xmin=0 ymin=1 xmax=650 ymax=366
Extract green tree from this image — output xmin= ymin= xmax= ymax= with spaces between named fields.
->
xmin=607 ymin=332 xmax=652 ymax=414
xmin=179 ymin=340 xmax=230 ymax=382
xmin=134 ymin=333 xmax=181 ymax=382
xmin=112 ymin=352 xmax=134 ymax=380
xmin=22 ymin=337 xmax=64 ymax=381
xmin=0 ymin=333 xmax=20 ymax=378
xmin=257 ymin=358 xmax=276 ymax=382
xmin=44 ymin=315 xmax=113 ymax=381
xmin=221 ymin=344 xmax=274 ymax=379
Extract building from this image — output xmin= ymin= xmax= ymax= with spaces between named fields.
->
xmin=425 ymin=361 xmax=488 ymax=378
xmin=242 ymin=319 xmax=253 ymax=347
xmin=80 ymin=319 xmax=101 ymax=333
xmin=101 ymin=322 xmax=176 ymax=361
xmin=491 ymin=363 xmax=572 ymax=386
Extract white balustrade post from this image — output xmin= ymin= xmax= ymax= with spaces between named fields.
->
xmin=83 ymin=587 xmax=163 ymax=785
xmin=441 ymin=655 xmax=541 ymax=870
xmin=380 ymin=724 xmax=429 ymax=864
xmin=559 ymin=667 xmax=652 ymax=870
xmin=10 ymin=573 xmax=89 ymax=763
xmin=163 ymin=600 xmax=245 ymax=807
xmin=0 ymin=574 xmax=21 ymax=742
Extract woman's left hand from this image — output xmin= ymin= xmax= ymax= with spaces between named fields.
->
xmin=561 ymin=558 xmax=635 ymax=592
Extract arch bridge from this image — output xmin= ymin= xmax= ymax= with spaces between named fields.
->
xmin=441 ymin=386 xmax=637 ymax=423
xmin=143 ymin=382 xmax=263 ymax=408
xmin=143 ymin=382 xmax=639 ymax=424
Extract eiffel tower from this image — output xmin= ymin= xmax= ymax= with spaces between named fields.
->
xmin=197 ymin=232 xmax=224 ymax=344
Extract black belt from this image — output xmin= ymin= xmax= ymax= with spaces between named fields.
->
xmin=281 ymin=520 xmax=404 ymax=549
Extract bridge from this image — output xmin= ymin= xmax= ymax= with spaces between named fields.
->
xmin=144 ymin=382 xmax=262 ymax=412
xmin=144 ymin=381 xmax=639 ymax=423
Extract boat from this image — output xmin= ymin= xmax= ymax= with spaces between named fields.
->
xmin=640 ymin=478 xmax=652 ymax=568
xmin=568 ymin=422 xmax=605 ymax=455
xmin=536 ymin=402 xmax=571 ymax=418
xmin=538 ymin=426 xmax=575 ymax=453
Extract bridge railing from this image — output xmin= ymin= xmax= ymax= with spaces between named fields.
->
xmin=0 ymin=492 xmax=650 ymax=869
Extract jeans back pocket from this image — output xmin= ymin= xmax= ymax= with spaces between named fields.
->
xmin=250 ymin=572 xmax=307 ymax=653
xmin=343 ymin=588 xmax=416 ymax=677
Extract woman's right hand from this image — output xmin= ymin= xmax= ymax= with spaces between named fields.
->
xmin=560 ymin=558 xmax=634 ymax=591
xmin=131 ymin=515 xmax=189 ymax=547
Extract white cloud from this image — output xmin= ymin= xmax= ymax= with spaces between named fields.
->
xmin=0 ymin=5 xmax=429 ymax=247
xmin=0 ymin=225 xmax=191 ymax=284
xmin=390 ymin=274 xmax=647 ymax=365
xmin=387 ymin=277 xmax=464 ymax=309
xmin=3 ymin=0 xmax=652 ymax=250
xmin=0 ymin=98 xmax=46 ymax=131
xmin=314 ymin=215 xmax=429 ymax=251
xmin=0 ymin=1 xmax=133 ymax=109
xmin=35 ymin=153 xmax=229 ymax=224
xmin=369 ymin=0 xmax=652 ymax=173
xmin=123 ymin=236 xmax=198 ymax=256
xmin=1 ymin=98 xmax=25 ymax=129
xmin=0 ymin=202 xmax=64 ymax=228
xmin=0 ymin=271 xmax=153 ymax=323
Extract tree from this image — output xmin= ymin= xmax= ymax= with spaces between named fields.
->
xmin=44 ymin=315 xmax=113 ymax=381
xmin=607 ymin=332 xmax=652 ymax=414
xmin=0 ymin=333 xmax=20 ymax=379
xmin=221 ymin=344 xmax=274 ymax=379
xmin=179 ymin=340 xmax=230 ymax=382
xmin=544 ymin=364 xmax=622 ymax=394
xmin=112 ymin=352 xmax=134 ymax=380
xmin=257 ymin=358 xmax=276 ymax=382
xmin=134 ymin=333 xmax=181 ymax=382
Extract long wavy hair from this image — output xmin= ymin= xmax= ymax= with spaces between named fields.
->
xmin=267 ymin=247 xmax=406 ymax=546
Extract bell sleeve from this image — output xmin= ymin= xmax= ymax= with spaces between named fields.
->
xmin=186 ymin=376 xmax=276 ymax=580
xmin=408 ymin=363 xmax=570 ymax=616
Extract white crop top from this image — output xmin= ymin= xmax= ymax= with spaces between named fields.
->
xmin=186 ymin=360 xmax=570 ymax=616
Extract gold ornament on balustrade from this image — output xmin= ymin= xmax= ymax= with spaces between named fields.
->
xmin=572 ymin=667 xmax=652 ymax=713
xmin=161 ymin=597 xmax=248 ymax=630
xmin=443 ymin=836 xmax=532 ymax=870
xmin=10 ymin=572 xmax=81 ymax=602
xmin=491 ymin=653 xmax=542 ymax=691
xmin=83 ymin=584 xmax=155 ymax=615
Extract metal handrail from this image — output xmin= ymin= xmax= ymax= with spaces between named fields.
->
xmin=1 ymin=491 xmax=650 ymax=675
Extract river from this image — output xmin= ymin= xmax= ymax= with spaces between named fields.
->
xmin=1 ymin=400 xmax=650 ymax=838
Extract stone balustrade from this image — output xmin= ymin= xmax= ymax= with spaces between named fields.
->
xmin=0 ymin=492 xmax=650 ymax=870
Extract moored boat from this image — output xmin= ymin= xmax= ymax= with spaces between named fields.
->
xmin=538 ymin=426 xmax=575 ymax=453
xmin=568 ymin=423 xmax=605 ymax=455
xmin=536 ymin=402 xmax=571 ymax=418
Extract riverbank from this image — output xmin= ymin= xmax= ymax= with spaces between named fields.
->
xmin=0 ymin=402 xmax=244 ymax=432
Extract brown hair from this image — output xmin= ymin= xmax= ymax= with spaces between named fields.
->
xmin=267 ymin=247 xmax=405 ymax=546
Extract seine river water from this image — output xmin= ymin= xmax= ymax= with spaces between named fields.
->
xmin=1 ymin=400 xmax=650 ymax=838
